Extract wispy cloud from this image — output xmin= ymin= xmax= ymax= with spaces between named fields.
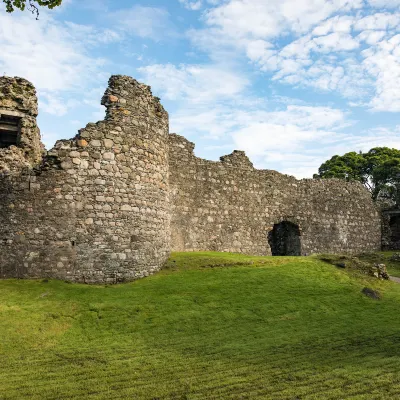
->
xmin=179 ymin=0 xmax=203 ymax=11
xmin=109 ymin=6 xmax=177 ymax=41
xmin=138 ymin=63 xmax=249 ymax=103
xmin=186 ymin=0 xmax=400 ymax=112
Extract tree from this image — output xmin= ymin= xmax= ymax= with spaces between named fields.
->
xmin=314 ymin=147 xmax=400 ymax=206
xmin=3 ymin=0 xmax=62 ymax=18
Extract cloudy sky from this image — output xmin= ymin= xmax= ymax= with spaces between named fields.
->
xmin=1 ymin=0 xmax=400 ymax=177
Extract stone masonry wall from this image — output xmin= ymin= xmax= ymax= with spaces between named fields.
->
xmin=0 ymin=75 xmax=383 ymax=283
xmin=0 ymin=76 xmax=170 ymax=283
xmin=169 ymin=134 xmax=381 ymax=255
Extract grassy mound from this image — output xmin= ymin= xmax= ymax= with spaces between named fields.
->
xmin=1 ymin=252 xmax=400 ymax=399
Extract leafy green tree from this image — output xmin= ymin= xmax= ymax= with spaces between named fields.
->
xmin=3 ymin=0 xmax=62 ymax=18
xmin=314 ymin=147 xmax=400 ymax=206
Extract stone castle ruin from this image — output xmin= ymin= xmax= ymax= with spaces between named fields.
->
xmin=0 ymin=75 xmax=382 ymax=283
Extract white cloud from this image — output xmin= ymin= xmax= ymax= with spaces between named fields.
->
xmin=39 ymin=93 xmax=79 ymax=116
xmin=138 ymin=63 xmax=249 ymax=103
xmin=357 ymin=30 xmax=387 ymax=45
xmin=179 ymin=0 xmax=203 ymax=10
xmin=367 ymin=0 xmax=400 ymax=7
xmin=363 ymin=34 xmax=400 ymax=111
xmin=233 ymin=123 xmax=332 ymax=155
xmin=312 ymin=15 xmax=354 ymax=36
xmin=0 ymin=13 xmax=107 ymax=92
xmin=313 ymin=32 xmax=360 ymax=52
xmin=204 ymin=0 xmax=362 ymax=39
xmin=141 ymin=62 xmax=349 ymax=175
xmin=170 ymin=99 xmax=357 ymax=177
xmin=0 ymin=10 xmax=115 ymax=122
xmin=353 ymin=12 xmax=400 ymax=30
xmin=110 ymin=6 xmax=176 ymax=40
xmin=3 ymin=0 xmax=400 ymax=176
xmin=139 ymin=54 xmax=400 ymax=177
xmin=234 ymin=121 xmax=400 ymax=177
xmin=186 ymin=0 xmax=400 ymax=112
xmin=231 ymin=105 xmax=347 ymax=156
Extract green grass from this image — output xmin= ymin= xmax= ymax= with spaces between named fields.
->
xmin=1 ymin=252 xmax=400 ymax=399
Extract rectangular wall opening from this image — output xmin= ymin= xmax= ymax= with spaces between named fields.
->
xmin=0 ymin=114 xmax=21 ymax=148
xmin=390 ymin=215 xmax=400 ymax=249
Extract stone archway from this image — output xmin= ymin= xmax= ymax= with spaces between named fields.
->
xmin=268 ymin=221 xmax=301 ymax=256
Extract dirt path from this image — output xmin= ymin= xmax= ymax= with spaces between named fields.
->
xmin=389 ymin=276 xmax=400 ymax=284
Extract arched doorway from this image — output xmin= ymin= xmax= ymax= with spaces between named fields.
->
xmin=268 ymin=221 xmax=301 ymax=256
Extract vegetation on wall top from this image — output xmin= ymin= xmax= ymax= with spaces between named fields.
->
xmin=314 ymin=147 xmax=400 ymax=207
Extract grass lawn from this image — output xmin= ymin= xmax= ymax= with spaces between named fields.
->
xmin=1 ymin=252 xmax=400 ymax=399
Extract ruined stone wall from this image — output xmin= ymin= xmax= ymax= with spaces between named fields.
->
xmin=169 ymin=134 xmax=381 ymax=255
xmin=0 ymin=169 xmax=77 ymax=280
xmin=0 ymin=75 xmax=383 ymax=283
xmin=0 ymin=76 xmax=170 ymax=283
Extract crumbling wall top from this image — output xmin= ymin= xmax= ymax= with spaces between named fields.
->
xmin=0 ymin=77 xmax=38 ymax=117
xmin=220 ymin=150 xmax=253 ymax=169
xmin=0 ymin=76 xmax=42 ymax=173
xmin=101 ymin=75 xmax=168 ymax=123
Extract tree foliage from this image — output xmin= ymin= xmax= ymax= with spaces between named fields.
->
xmin=3 ymin=0 xmax=62 ymax=18
xmin=314 ymin=147 xmax=400 ymax=205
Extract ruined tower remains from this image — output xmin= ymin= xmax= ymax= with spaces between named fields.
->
xmin=0 ymin=76 xmax=170 ymax=283
xmin=0 ymin=75 xmax=382 ymax=283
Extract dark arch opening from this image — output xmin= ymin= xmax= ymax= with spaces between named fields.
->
xmin=268 ymin=221 xmax=301 ymax=256
xmin=389 ymin=216 xmax=400 ymax=249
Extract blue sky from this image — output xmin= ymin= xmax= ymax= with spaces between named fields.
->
xmin=1 ymin=0 xmax=400 ymax=177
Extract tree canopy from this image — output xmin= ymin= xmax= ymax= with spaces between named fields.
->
xmin=314 ymin=147 xmax=400 ymax=206
xmin=3 ymin=0 xmax=62 ymax=17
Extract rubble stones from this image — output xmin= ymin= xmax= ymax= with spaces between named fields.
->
xmin=361 ymin=287 xmax=381 ymax=300
xmin=390 ymin=253 xmax=400 ymax=262
xmin=372 ymin=263 xmax=389 ymax=280
xmin=320 ymin=255 xmax=389 ymax=280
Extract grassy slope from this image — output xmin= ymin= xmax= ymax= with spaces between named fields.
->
xmin=1 ymin=252 xmax=400 ymax=399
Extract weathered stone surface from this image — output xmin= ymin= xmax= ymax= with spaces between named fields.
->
xmin=168 ymin=134 xmax=381 ymax=255
xmin=0 ymin=75 xmax=170 ymax=283
xmin=0 ymin=74 xmax=382 ymax=284
xmin=361 ymin=287 xmax=381 ymax=300
xmin=77 ymin=139 xmax=88 ymax=147
xmin=0 ymin=77 xmax=42 ymax=173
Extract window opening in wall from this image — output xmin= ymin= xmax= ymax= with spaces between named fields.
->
xmin=0 ymin=114 xmax=21 ymax=148
xmin=268 ymin=221 xmax=301 ymax=256
xmin=389 ymin=216 xmax=400 ymax=249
